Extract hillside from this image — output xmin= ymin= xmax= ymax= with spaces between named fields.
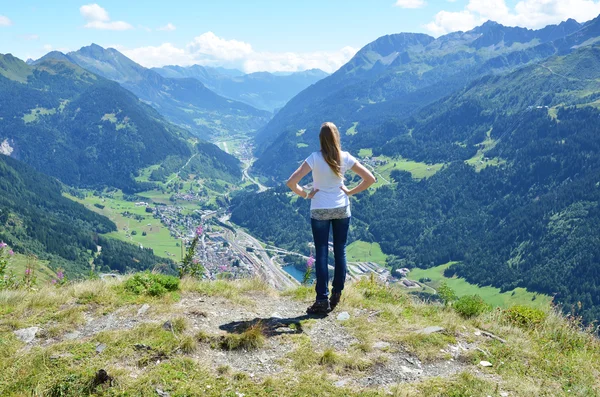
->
xmin=252 ymin=18 xmax=586 ymax=181
xmin=0 ymin=54 xmax=241 ymax=191
xmin=153 ymin=65 xmax=329 ymax=112
xmin=0 ymin=154 xmax=173 ymax=277
xmin=1 ymin=276 xmax=598 ymax=395
xmin=43 ymin=44 xmax=272 ymax=139
xmin=232 ymin=26 xmax=600 ymax=323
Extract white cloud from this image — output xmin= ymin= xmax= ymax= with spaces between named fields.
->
xmin=80 ymin=3 xmax=133 ymax=31
xmin=121 ymin=32 xmax=357 ymax=73
xmin=21 ymin=34 xmax=39 ymax=40
xmin=395 ymin=0 xmax=426 ymax=8
xmin=158 ymin=23 xmax=176 ymax=31
xmin=425 ymin=0 xmax=600 ymax=36
xmin=187 ymin=32 xmax=253 ymax=61
xmin=122 ymin=43 xmax=194 ymax=68
xmin=0 ymin=15 xmax=13 ymax=26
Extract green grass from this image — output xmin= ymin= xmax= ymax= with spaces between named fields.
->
xmin=66 ymin=192 xmax=183 ymax=261
xmin=358 ymin=148 xmax=373 ymax=158
xmin=1 ymin=276 xmax=600 ymax=396
xmin=346 ymin=122 xmax=359 ymax=136
xmin=373 ymin=155 xmax=444 ymax=181
xmin=465 ymin=129 xmax=506 ymax=171
xmin=346 ymin=241 xmax=387 ymax=265
xmin=409 ymin=262 xmax=551 ymax=309
xmin=5 ymin=254 xmax=56 ymax=283
xmin=22 ymin=107 xmax=56 ymax=123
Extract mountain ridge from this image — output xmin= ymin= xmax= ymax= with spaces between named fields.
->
xmin=33 ymin=44 xmax=271 ymax=139
xmin=152 ymin=64 xmax=329 ymax=112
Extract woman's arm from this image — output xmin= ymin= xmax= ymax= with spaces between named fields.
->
xmin=340 ymin=161 xmax=377 ymax=196
xmin=286 ymin=161 xmax=319 ymax=199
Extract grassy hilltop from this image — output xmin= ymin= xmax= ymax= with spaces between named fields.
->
xmin=1 ymin=275 xmax=599 ymax=396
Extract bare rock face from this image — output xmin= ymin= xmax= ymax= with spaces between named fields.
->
xmin=14 ymin=327 xmax=40 ymax=344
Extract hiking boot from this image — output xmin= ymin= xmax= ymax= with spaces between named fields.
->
xmin=306 ymin=300 xmax=330 ymax=315
xmin=329 ymin=292 xmax=342 ymax=311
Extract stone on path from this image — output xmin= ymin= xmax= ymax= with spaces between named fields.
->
xmin=137 ymin=304 xmax=150 ymax=316
xmin=373 ymin=341 xmax=391 ymax=350
xmin=479 ymin=360 xmax=493 ymax=367
xmin=64 ymin=331 xmax=81 ymax=340
xmin=14 ymin=327 xmax=40 ymax=344
xmin=417 ymin=326 xmax=444 ymax=334
xmin=337 ymin=312 xmax=350 ymax=321
xmin=96 ymin=343 xmax=107 ymax=354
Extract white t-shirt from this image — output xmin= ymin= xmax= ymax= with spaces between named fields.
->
xmin=305 ymin=150 xmax=357 ymax=210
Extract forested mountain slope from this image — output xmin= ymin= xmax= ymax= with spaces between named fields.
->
xmin=153 ymin=65 xmax=328 ymax=112
xmin=252 ymin=18 xmax=586 ymax=181
xmin=36 ymin=45 xmax=271 ymax=139
xmin=232 ymin=28 xmax=600 ymax=323
xmin=0 ymin=154 xmax=171 ymax=277
xmin=0 ymin=54 xmax=240 ymax=191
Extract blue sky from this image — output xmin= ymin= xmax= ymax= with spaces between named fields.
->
xmin=1 ymin=0 xmax=600 ymax=72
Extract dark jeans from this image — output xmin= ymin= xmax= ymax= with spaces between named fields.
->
xmin=311 ymin=216 xmax=351 ymax=301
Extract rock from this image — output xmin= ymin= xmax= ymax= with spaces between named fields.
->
xmin=334 ymin=379 xmax=349 ymax=387
xmin=137 ymin=304 xmax=150 ymax=316
xmin=417 ymin=326 xmax=445 ymax=334
xmin=96 ymin=343 xmax=107 ymax=354
xmin=500 ymin=393 xmax=509 ymax=397
xmin=14 ymin=327 xmax=40 ymax=344
xmin=64 ymin=331 xmax=81 ymax=340
xmin=156 ymin=388 xmax=170 ymax=397
xmin=479 ymin=360 xmax=493 ymax=367
xmin=337 ymin=312 xmax=350 ymax=321
xmin=373 ymin=341 xmax=391 ymax=350
xmin=474 ymin=330 xmax=482 ymax=336
xmin=92 ymin=369 xmax=113 ymax=387
xmin=270 ymin=312 xmax=283 ymax=319
xmin=162 ymin=321 xmax=173 ymax=331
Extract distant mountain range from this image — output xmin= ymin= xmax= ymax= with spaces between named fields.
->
xmin=252 ymin=18 xmax=587 ymax=179
xmin=232 ymin=15 xmax=600 ymax=323
xmin=33 ymin=44 xmax=272 ymax=139
xmin=152 ymin=65 xmax=329 ymax=112
xmin=0 ymin=53 xmax=240 ymax=191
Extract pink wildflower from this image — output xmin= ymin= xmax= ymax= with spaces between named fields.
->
xmin=219 ymin=265 xmax=227 ymax=272
xmin=0 ymin=242 xmax=6 ymax=249
xmin=25 ymin=268 xmax=31 ymax=275
xmin=57 ymin=271 xmax=64 ymax=280
xmin=51 ymin=279 xmax=57 ymax=284
xmin=196 ymin=225 xmax=204 ymax=236
xmin=8 ymin=250 xmax=14 ymax=256
xmin=306 ymin=254 xmax=315 ymax=269
xmin=192 ymin=258 xmax=199 ymax=264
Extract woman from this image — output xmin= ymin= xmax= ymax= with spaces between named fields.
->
xmin=286 ymin=122 xmax=376 ymax=314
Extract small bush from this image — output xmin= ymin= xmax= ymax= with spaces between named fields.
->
xmin=437 ymin=282 xmax=458 ymax=305
xmin=124 ymin=272 xmax=179 ymax=297
xmin=504 ymin=305 xmax=547 ymax=329
xmin=220 ymin=323 xmax=265 ymax=351
xmin=319 ymin=349 xmax=340 ymax=366
xmin=453 ymin=295 xmax=490 ymax=318
xmin=180 ymin=335 xmax=197 ymax=353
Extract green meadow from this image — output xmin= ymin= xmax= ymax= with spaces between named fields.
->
xmin=409 ymin=262 xmax=551 ymax=309
xmin=346 ymin=241 xmax=387 ymax=265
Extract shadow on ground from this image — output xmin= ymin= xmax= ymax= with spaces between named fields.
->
xmin=219 ymin=313 xmax=328 ymax=337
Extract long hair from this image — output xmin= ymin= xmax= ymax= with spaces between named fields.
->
xmin=319 ymin=122 xmax=342 ymax=178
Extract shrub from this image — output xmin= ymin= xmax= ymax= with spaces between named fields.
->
xmin=504 ymin=305 xmax=547 ymax=329
xmin=220 ymin=323 xmax=265 ymax=351
xmin=124 ymin=272 xmax=179 ymax=297
xmin=453 ymin=295 xmax=490 ymax=318
xmin=437 ymin=282 xmax=458 ymax=305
